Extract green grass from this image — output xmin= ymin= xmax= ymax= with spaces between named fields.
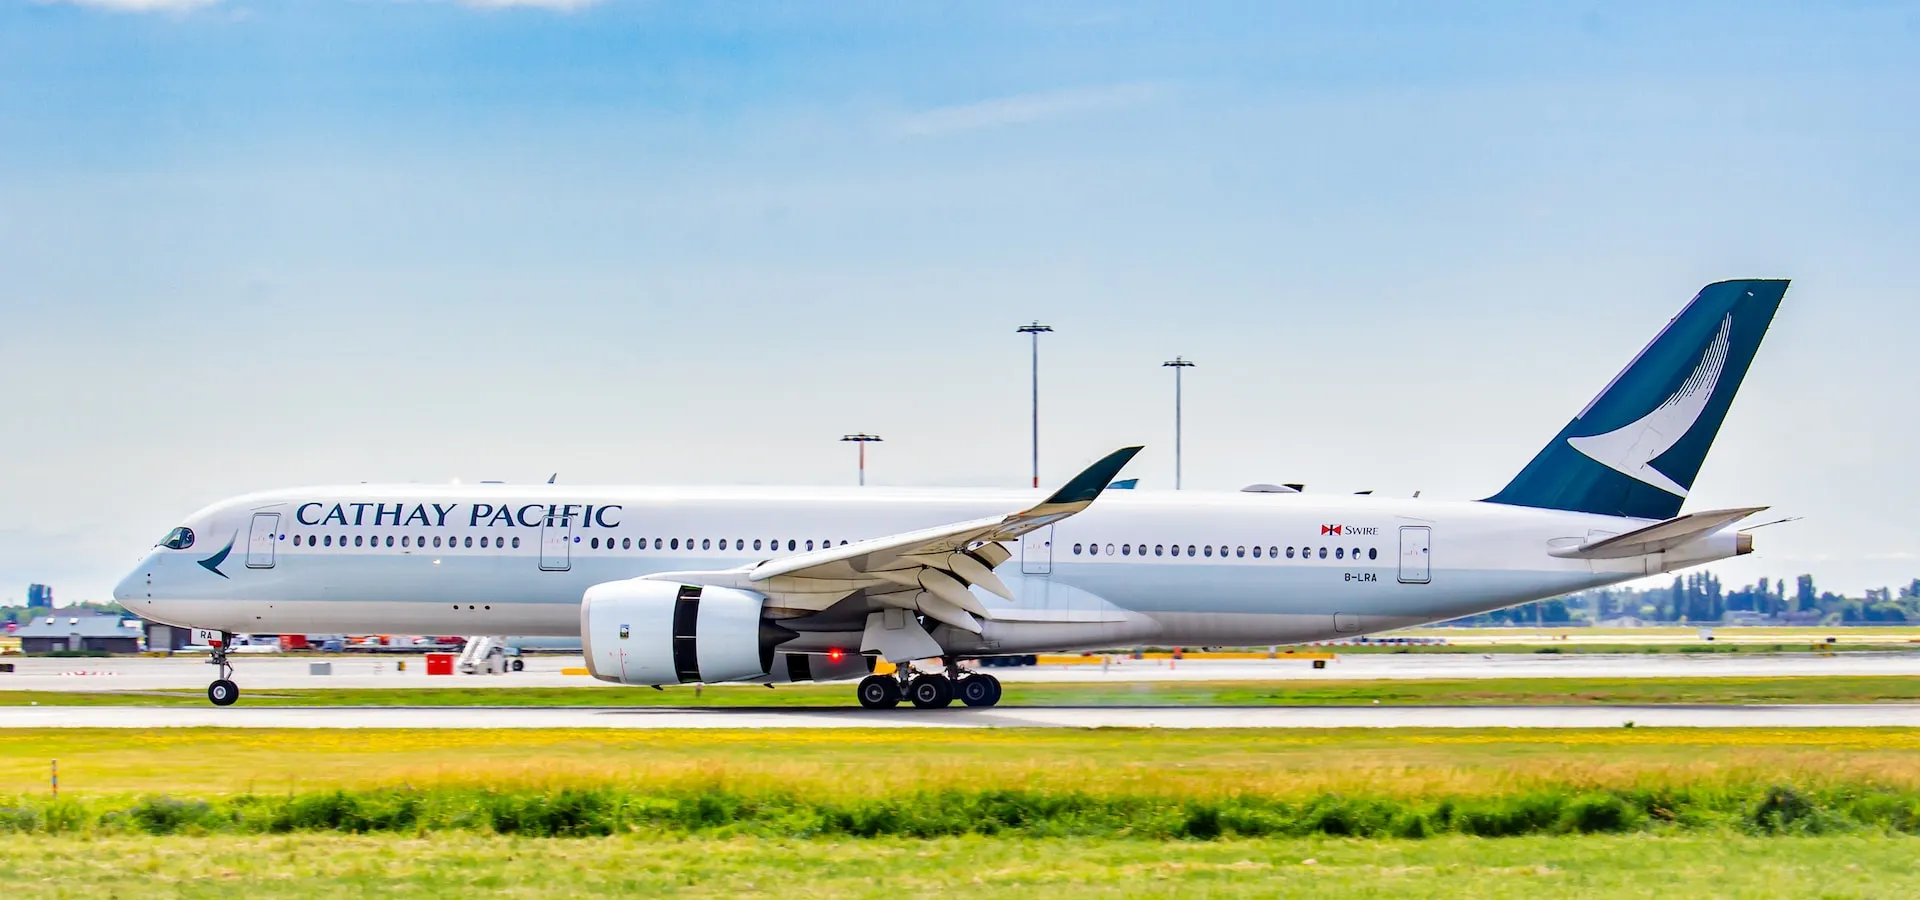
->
xmin=9 ymin=674 xmax=1920 ymax=707
xmin=7 ymin=728 xmax=1920 ymax=838
xmin=7 ymin=778 xmax=1920 ymax=840
xmin=3 ymin=834 xmax=1916 ymax=898
xmin=7 ymin=729 xmax=1920 ymax=896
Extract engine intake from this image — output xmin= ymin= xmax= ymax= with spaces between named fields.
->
xmin=581 ymin=579 xmax=790 ymax=685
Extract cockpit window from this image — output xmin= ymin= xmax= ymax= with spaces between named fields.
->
xmin=160 ymin=527 xmax=195 ymax=550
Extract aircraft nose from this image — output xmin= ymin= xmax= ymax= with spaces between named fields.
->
xmin=114 ymin=553 xmax=157 ymax=604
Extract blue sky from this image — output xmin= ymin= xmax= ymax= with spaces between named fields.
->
xmin=2 ymin=0 xmax=1917 ymax=603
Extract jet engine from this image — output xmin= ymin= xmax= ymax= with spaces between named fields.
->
xmin=581 ymin=579 xmax=792 ymax=685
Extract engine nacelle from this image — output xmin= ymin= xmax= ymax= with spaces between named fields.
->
xmin=581 ymin=579 xmax=788 ymax=685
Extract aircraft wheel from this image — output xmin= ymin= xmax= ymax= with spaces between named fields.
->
xmin=908 ymin=674 xmax=953 ymax=709
xmin=510 ymin=658 xmax=525 ymax=672
xmin=958 ymin=673 xmax=1002 ymax=708
xmin=207 ymin=679 xmax=240 ymax=707
xmin=856 ymin=674 xmax=901 ymax=709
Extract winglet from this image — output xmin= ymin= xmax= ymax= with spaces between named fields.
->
xmin=1043 ymin=446 xmax=1143 ymax=507
xmin=989 ymin=446 xmax=1143 ymax=536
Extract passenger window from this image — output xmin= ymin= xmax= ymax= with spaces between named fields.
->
xmin=1368 ymin=547 xmax=1378 ymax=560
xmin=354 ymin=535 xmax=363 ymax=547
xmin=1155 ymin=545 xmax=1164 ymax=556
xmin=1104 ymin=543 xmax=1115 ymax=555
xmin=1286 ymin=546 xmax=1294 ymax=558
xmin=671 ymin=538 xmax=680 ymax=549
xmin=512 ymin=537 xmax=521 ymax=549
xmin=1252 ymin=546 xmax=1261 ymax=558
xmin=1270 ymin=546 xmax=1279 ymax=559
xmin=1186 ymin=545 xmax=1196 ymax=557
xmin=806 ymin=540 xmax=815 ymax=551
xmin=1335 ymin=547 xmax=1344 ymax=559
xmin=1318 ymin=547 xmax=1327 ymax=559
xmin=1089 ymin=544 xmax=1099 ymax=556
xmin=464 ymin=536 xmax=474 ymax=549
xmin=753 ymin=539 xmax=762 ymax=551
xmin=1203 ymin=545 xmax=1213 ymax=557
xmin=1073 ymin=544 xmax=1083 ymax=555
xmin=1237 ymin=546 xmax=1246 ymax=558
xmin=590 ymin=538 xmax=599 ymax=549
xmin=430 ymin=536 xmax=439 ymax=548
xmin=1121 ymin=544 xmax=1131 ymax=556
xmin=620 ymin=538 xmax=629 ymax=550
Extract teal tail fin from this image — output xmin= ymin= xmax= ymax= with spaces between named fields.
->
xmin=1484 ymin=279 xmax=1787 ymax=520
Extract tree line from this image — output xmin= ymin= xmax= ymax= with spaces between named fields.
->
xmin=1448 ymin=575 xmax=1920 ymax=626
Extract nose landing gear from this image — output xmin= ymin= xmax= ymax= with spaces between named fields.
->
xmin=206 ymin=634 xmax=239 ymax=706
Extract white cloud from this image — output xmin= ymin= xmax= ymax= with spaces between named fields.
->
xmin=39 ymin=0 xmax=220 ymax=10
xmin=894 ymin=82 xmax=1167 ymax=137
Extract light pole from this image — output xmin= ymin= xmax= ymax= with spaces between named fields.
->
xmin=1162 ymin=356 xmax=1194 ymax=489
xmin=1016 ymin=322 xmax=1053 ymax=488
xmin=840 ymin=433 xmax=882 ymax=486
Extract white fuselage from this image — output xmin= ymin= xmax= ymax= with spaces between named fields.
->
xmin=115 ymin=484 xmax=1737 ymax=653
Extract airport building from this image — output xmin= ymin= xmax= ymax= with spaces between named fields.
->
xmin=14 ymin=612 xmax=143 ymax=654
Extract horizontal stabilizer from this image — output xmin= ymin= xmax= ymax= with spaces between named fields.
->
xmin=1550 ymin=506 xmax=1767 ymax=559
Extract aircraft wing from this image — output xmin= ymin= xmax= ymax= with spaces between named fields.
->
xmin=1551 ymin=506 xmax=1768 ymax=559
xmin=640 ymin=446 xmax=1142 ymax=633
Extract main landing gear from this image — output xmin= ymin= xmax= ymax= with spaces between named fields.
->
xmin=855 ymin=661 xmax=1001 ymax=710
xmin=206 ymin=634 xmax=239 ymax=706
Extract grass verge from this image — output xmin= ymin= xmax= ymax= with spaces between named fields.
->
xmin=5 ymin=779 xmax=1920 ymax=839
xmin=2 ymin=834 xmax=1916 ymax=898
xmin=7 ymin=728 xmax=1920 ymax=840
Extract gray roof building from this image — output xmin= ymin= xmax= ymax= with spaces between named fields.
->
xmin=16 ymin=615 xmax=145 ymax=654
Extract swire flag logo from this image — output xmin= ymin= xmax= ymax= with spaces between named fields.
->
xmin=1320 ymin=524 xmax=1342 ymax=536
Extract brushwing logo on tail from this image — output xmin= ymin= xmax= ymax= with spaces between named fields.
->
xmin=1566 ymin=314 xmax=1732 ymax=497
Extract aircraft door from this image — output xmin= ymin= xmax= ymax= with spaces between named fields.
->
xmin=246 ymin=513 xmax=280 ymax=569
xmin=1020 ymin=525 xmax=1053 ymax=576
xmin=1398 ymin=526 xmax=1431 ymax=584
xmin=540 ymin=512 xmax=572 ymax=572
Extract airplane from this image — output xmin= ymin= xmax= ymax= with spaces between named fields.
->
xmin=116 ymin=279 xmax=1788 ymax=709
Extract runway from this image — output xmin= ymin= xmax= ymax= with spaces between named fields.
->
xmin=6 ymin=703 xmax=1920 ymax=729
xmin=6 ymin=650 xmax=1920 ymax=691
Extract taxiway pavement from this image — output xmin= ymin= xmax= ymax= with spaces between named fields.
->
xmin=5 ymin=651 xmax=1919 ymax=692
